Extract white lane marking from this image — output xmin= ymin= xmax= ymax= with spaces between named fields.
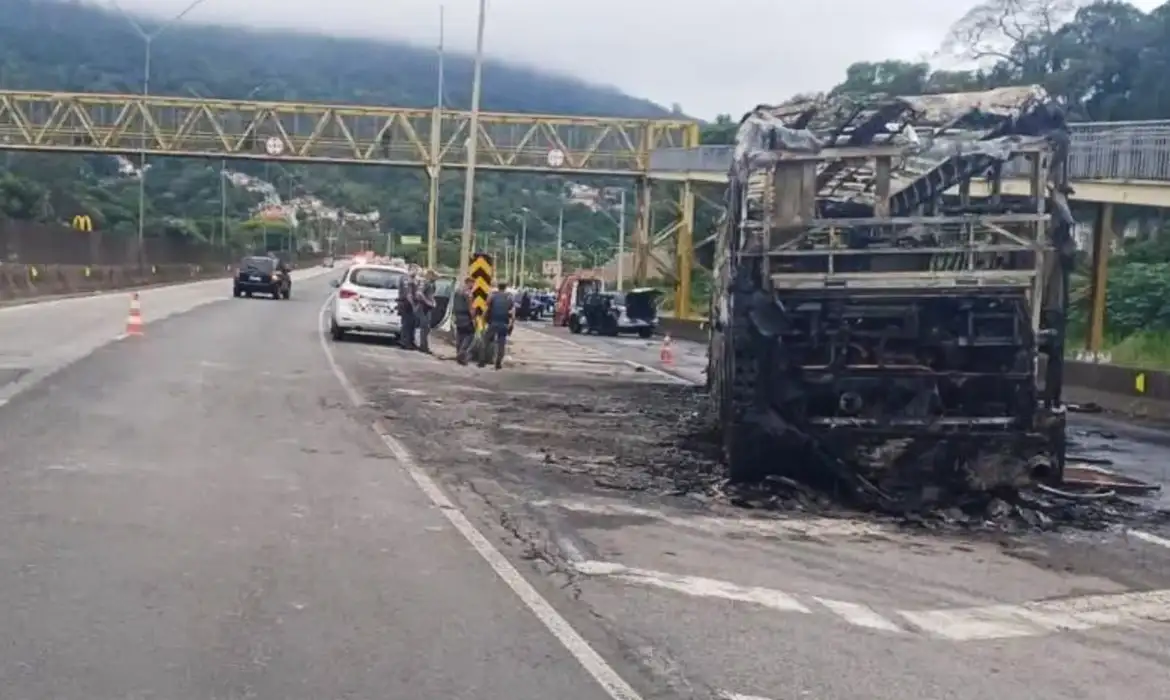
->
xmin=575 ymin=553 xmax=1170 ymax=642
xmin=1129 ymin=529 xmax=1170 ymax=550
xmin=898 ymin=588 xmax=1170 ymax=641
xmin=316 ymin=302 xmax=645 ymax=700
xmin=812 ymin=598 xmax=904 ymax=633
xmin=574 ymin=561 xmax=811 ymax=614
xmin=523 ymin=328 xmax=692 ymax=385
xmin=533 ymin=498 xmax=893 ymax=539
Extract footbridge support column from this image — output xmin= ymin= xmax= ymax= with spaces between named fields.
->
xmin=632 ymin=178 xmax=651 ymax=285
xmin=1086 ymin=202 xmax=1114 ymax=354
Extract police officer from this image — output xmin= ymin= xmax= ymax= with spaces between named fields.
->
xmin=414 ymin=269 xmax=438 ymax=354
xmin=452 ymin=276 xmax=476 ymax=365
xmin=478 ymin=281 xmax=514 ymax=370
xmin=399 ymin=266 xmax=418 ymax=350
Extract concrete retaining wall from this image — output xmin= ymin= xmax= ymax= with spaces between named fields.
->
xmin=0 ymin=258 xmax=326 ymax=305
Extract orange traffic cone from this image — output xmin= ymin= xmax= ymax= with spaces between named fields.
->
xmin=659 ymin=334 xmax=674 ymax=366
xmin=125 ymin=292 xmax=144 ymax=336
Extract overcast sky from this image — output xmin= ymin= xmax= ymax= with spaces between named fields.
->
xmin=108 ymin=0 xmax=1167 ymax=119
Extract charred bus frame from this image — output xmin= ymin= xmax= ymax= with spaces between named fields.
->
xmin=713 ymin=92 xmax=1073 ymax=498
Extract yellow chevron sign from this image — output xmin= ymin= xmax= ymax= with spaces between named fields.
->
xmin=469 ymin=252 xmax=494 ymax=319
xmin=71 ymin=214 xmax=93 ymax=232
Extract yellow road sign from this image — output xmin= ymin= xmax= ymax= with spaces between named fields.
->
xmin=1136 ymin=372 xmax=1147 ymax=394
xmin=71 ymin=214 xmax=93 ymax=232
xmin=469 ymin=252 xmax=494 ymax=320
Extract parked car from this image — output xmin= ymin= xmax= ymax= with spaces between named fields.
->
xmin=328 ymin=263 xmax=408 ymax=342
xmin=567 ymin=288 xmax=662 ymax=338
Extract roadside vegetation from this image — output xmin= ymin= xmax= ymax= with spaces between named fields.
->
xmin=689 ymin=0 xmax=1170 ymax=367
xmin=0 ymin=0 xmax=676 ymax=269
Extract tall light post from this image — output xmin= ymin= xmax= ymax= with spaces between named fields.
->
xmin=426 ymin=4 xmax=446 ymax=269
xmin=518 ymin=207 xmax=529 ymax=288
xmin=457 ymin=0 xmax=488 ymax=285
xmin=114 ymin=0 xmax=208 ymax=269
xmin=555 ymin=203 xmax=565 ymax=291
xmin=600 ymin=187 xmax=628 ymax=289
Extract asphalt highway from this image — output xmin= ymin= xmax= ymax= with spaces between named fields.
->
xmin=2 ymin=269 xmax=1168 ymax=700
xmin=0 ymin=272 xmax=629 ymax=700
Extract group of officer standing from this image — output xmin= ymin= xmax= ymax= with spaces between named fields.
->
xmin=397 ymin=266 xmax=438 ymax=354
xmin=450 ymin=277 xmax=514 ymax=370
xmin=392 ymin=265 xmax=515 ymax=370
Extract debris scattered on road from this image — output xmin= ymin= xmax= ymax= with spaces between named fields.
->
xmin=348 ymin=349 xmax=1169 ymax=536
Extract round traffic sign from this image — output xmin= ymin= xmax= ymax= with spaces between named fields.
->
xmin=547 ymin=148 xmax=566 ymax=167
xmin=264 ymin=136 xmax=285 ymax=156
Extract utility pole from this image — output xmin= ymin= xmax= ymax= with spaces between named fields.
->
xmin=219 ymin=160 xmax=227 ymax=249
xmin=616 ymin=189 xmax=627 ymax=290
xmin=519 ymin=214 xmax=528 ymax=288
xmin=555 ymin=204 xmax=564 ymax=291
xmin=512 ymin=233 xmax=520 ymax=286
xmin=426 ymin=4 xmax=445 ymax=269
xmin=456 ymin=0 xmax=488 ymax=285
xmin=503 ymin=239 xmax=511 ymax=284
xmin=114 ymin=0 xmax=207 ymax=270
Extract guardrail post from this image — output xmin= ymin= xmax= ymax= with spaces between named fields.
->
xmin=1086 ymin=202 xmax=1114 ymax=353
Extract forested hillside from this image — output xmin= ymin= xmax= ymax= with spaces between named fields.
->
xmin=0 ymin=0 xmax=675 ymax=266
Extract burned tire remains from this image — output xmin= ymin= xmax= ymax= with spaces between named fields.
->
xmin=704 ymin=86 xmax=1076 ymax=506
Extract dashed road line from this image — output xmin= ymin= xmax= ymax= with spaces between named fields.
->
xmin=532 ymin=498 xmax=894 ymax=540
xmin=572 ymin=558 xmax=1170 ymax=642
xmin=812 ymin=597 xmax=904 ymax=633
xmin=1129 ymin=529 xmax=1170 ymax=550
xmin=898 ymin=588 xmax=1170 ymax=641
xmin=574 ymin=561 xmax=811 ymax=614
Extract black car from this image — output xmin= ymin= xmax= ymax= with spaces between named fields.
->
xmin=568 ymin=288 xmax=661 ymax=338
xmin=234 ymin=255 xmax=291 ymax=299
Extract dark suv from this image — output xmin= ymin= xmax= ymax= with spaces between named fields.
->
xmin=234 ymin=255 xmax=291 ymax=299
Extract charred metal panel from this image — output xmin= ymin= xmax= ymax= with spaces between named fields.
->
xmin=709 ymin=86 xmax=1072 ymax=501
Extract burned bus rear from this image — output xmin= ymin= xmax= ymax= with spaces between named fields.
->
xmin=705 ymin=87 xmax=1075 ymax=498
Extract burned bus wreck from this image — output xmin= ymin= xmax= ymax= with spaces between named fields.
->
xmin=704 ymin=86 xmax=1076 ymax=503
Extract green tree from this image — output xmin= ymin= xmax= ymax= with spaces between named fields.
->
xmin=0 ymin=0 xmax=678 ymax=260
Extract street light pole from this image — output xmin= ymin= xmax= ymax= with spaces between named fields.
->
xmin=456 ymin=0 xmax=488 ymax=285
xmin=136 ymin=36 xmax=151 ymax=269
xmin=616 ymin=189 xmax=627 ymax=290
xmin=114 ymin=0 xmax=207 ymax=270
xmin=503 ymin=238 xmax=511 ymax=284
xmin=219 ymin=160 xmax=227 ymax=247
xmin=426 ymin=4 xmax=446 ymax=270
xmin=555 ymin=204 xmax=564 ymax=291
xmin=519 ymin=213 xmax=528 ymax=288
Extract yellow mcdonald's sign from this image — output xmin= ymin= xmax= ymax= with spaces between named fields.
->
xmin=71 ymin=215 xmax=93 ymax=232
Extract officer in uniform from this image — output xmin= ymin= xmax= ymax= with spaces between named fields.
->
xmin=478 ymin=282 xmax=514 ymax=370
xmin=451 ymin=276 xmax=477 ymax=365
xmin=414 ymin=269 xmax=438 ymax=354
xmin=399 ymin=266 xmax=418 ymax=349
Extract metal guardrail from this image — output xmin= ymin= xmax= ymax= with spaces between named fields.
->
xmin=649 ymin=121 xmax=1170 ymax=182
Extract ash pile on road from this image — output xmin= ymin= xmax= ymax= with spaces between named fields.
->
xmin=350 ymin=349 xmax=1166 ymax=536
xmin=524 ymin=379 xmax=1170 ymax=535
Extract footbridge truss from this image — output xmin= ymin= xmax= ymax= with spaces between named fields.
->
xmin=0 ymin=89 xmax=706 ymax=310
